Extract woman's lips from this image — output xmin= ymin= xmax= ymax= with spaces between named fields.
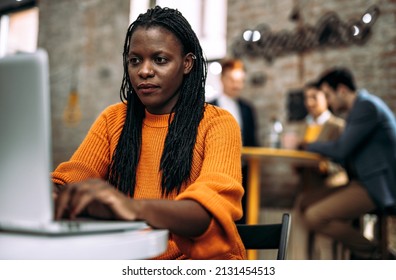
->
xmin=137 ymin=83 xmax=159 ymax=95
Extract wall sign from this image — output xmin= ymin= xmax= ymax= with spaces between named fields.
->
xmin=232 ymin=5 xmax=380 ymax=63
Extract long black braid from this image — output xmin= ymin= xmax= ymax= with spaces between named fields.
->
xmin=108 ymin=6 xmax=207 ymax=197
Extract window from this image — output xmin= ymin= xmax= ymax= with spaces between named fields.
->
xmin=0 ymin=3 xmax=38 ymax=57
xmin=129 ymin=0 xmax=226 ymax=60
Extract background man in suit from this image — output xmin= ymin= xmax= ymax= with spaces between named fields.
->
xmin=210 ymin=58 xmax=258 ymax=223
xmin=299 ymin=67 xmax=396 ymax=259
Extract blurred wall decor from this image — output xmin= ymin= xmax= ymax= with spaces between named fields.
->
xmin=63 ymin=88 xmax=82 ymax=127
xmin=232 ymin=5 xmax=380 ymax=63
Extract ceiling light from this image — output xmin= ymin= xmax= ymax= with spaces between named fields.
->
xmin=362 ymin=13 xmax=372 ymax=24
xmin=209 ymin=61 xmax=222 ymax=75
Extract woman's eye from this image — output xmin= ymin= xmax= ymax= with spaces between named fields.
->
xmin=128 ymin=57 xmax=140 ymax=65
xmin=154 ymin=57 xmax=167 ymax=64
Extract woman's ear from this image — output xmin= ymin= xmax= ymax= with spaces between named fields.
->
xmin=183 ymin=53 xmax=196 ymax=74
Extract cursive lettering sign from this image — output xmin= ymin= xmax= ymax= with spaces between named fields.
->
xmin=232 ymin=5 xmax=380 ymax=63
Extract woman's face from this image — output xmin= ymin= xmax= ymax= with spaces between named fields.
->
xmin=127 ymin=26 xmax=194 ymax=114
xmin=304 ymin=87 xmax=328 ymax=118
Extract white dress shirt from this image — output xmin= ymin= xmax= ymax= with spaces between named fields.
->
xmin=217 ymin=93 xmax=243 ymax=129
xmin=305 ymin=110 xmax=331 ymax=125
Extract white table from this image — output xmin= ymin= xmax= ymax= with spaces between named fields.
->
xmin=0 ymin=228 xmax=168 ymax=259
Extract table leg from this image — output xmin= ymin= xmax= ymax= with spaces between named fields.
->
xmin=246 ymin=158 xmax=260 ymax=260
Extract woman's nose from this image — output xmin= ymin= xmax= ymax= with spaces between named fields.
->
xmin=138 ymin=62 xmax=154 ymax=78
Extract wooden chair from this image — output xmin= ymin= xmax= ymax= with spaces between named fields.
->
xmin=237 ymin=213 xmax=291 ymax=260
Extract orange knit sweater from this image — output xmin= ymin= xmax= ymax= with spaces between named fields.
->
xmin=52 ymin=102 xmax=246 ymax=259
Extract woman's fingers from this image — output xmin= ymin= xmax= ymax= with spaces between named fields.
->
xmin=67 ymin=180 xmax=98 ymax=217
xmin=55 ymin=185 xmax=73 ymax=219
xmin=70 ymin=181 xmax=111 ymax=218
xmin=55 ymin=180 xmax=94 ymax=219
xmin=55 ymin=179 xmax=124 ymax=219
xmin=68 ymin=189 xmax=95 ymax=219
xmin=54 ymin=178 xmax=139 ymax=221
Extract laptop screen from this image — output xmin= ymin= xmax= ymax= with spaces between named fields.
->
xmin=0 ymin=50 xmax=54 ymax=225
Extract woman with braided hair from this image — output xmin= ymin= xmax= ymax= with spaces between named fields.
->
xmin=52 ymin=6 xmax=246 ymax=259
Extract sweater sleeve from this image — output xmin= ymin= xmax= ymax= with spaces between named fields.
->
xmin=51 ymin=104 xmax=125 ymax=185
xmin=173 ymin=107 xmax=246 ymax=259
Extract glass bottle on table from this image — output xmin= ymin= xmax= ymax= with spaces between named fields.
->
xmin=269 ymin=117 xmax=283 ymax=148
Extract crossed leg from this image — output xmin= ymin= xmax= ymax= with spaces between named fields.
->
xmin=298 ymin=180 xmax=378 ymax=258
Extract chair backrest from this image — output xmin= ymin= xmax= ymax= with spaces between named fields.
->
xmin=237 ymin=213 xmax=291 ymax=260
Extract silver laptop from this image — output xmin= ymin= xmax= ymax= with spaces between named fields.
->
xmin=0 ymin=49 xmax=148 ymax=234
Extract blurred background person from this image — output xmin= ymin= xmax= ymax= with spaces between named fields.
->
xmin=300 ymin=67 xmax=396 ymax=259
xmin=296 ymin=81 xmax=348 ymax=189
xmin=288 ymin=81 xmax=348 ymax=259
xmin=300 ymin=81 xmax=344 ymax=145
xmin=209 ymin=58 xmax=258 ymax=224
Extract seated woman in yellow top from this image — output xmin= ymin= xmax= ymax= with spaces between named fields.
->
xmin=289 ymin=81 xmax=346 ymax=259
xmin=51 ymin=6 xmax=246 ymax=260
xmin=302 ymin=81 xmax=345 ymax=145
xmin=295 ymin=81 xmax=347 ymax=189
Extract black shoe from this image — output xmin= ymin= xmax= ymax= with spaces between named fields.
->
xmin=352 ymin=248 xmax=396 ymax=260
xmin=350 ymin=248 xmax=381 ymax=260
xmin=386 ymin=248 xmax=396 ymax=260
xmin=350 ymin=252 xmax=375 ymax=260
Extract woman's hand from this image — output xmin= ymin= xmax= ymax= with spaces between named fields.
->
xmin=52 ymin=184 xmax=64 ymax=201
xmin=55 ymin=178 xmax=139 ymax=221
xmin=55 ymin=179 xmax=211 ymax=237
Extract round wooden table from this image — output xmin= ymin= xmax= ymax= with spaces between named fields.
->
xmin=242 ymin=146 xmax=325 ymax=225
xmin=242 ymin=147 xmax=326 ymax=259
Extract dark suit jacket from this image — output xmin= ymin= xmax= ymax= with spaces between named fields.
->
xmin=307 ymin=89 xmax=396 ymax=209
xmin=209 ymin=98 xmax=258 ymax=147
